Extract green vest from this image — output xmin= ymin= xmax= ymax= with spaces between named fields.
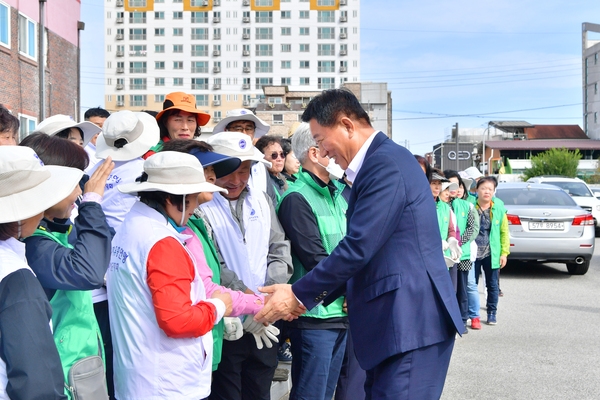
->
xmin=280 ymin=170 xmax=348 ymax=319
xmin=186 ymin=215 xmax=224 ymax=372
xmin=466 ymin=193 xmax=477 ymax=205
xmin=484 ymin=201 xmax=507 ymax=270
xmin=436 ymin=200 xmax=452 ymax=258
xmin=450 ymin=198 xmax=472 ymax=261
xmin=32 ymin=227 xmax=104 ymax=399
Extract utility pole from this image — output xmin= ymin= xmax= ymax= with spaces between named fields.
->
xmin=453 ymin=123 xmax=459 ymax=170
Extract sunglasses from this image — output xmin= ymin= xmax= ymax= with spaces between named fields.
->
xmin=269 ymin=152 xmax=285 ymax=160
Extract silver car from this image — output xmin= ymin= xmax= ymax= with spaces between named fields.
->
xmin=495 ymin=182 xmax=595 ymax=275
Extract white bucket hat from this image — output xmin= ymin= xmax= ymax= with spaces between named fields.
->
xmin=212 ymin=109 xmax=270 ymax=138
xmin=0 ymin=147 xmax=83 ymax=223
xmin=96 ymin=111 xmax=160 ymax=161
xmin=118 ymin=151 xmax=227 ymax=195
xmin=463 ymin=166 xmax=484 ymax=180
xmin=35 ymin=114 xmax=101 ymax=146
xmin=206 ymin=131 xmax=272 ymax=168
xmin=457 ymin=173 xmax=474 ymax=192
xmin=441 ymin=181 xmax=459 ymax=192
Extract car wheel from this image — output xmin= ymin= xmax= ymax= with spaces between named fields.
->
xmin=566 ymin=260 xmax=590 ymax=275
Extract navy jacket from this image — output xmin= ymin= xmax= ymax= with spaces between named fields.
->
xmin=292 ymin=132 xmax=463 ymax=371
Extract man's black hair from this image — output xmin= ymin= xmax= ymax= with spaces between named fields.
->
xmin=301 ymin=88 xmax=371 ymax=127
xmin=84 ymin=107 xmax=110 ymax=120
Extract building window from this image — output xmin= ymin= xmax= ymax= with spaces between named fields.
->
xmin=173 ymin=11 xmax=183 ymax=20
xmin=129 ymin=12 xmax=146 ymax=23
xmin=129 ymin=95 xmax=147 ymax=107
xmin=191 ymin=12 xmax=208 ymax=23
xmin=300 ymin=60 xmax=309 ymax=69
xmin=255 ymin=78 xmax=273 ymax=89
xmin=18 ymin=14 xmax=36 ymax=58
xmin=155 ymin=77 xmax=165 ymax=86
xmin=129 ymin=28 xmax=146 ymax=40
xmin=255 ymin=44 xmax=273 ymax=56
xmin=191 ymin=44 xmax=208 ymax=56
xmin=129 ymin=0 xmax=147 ymax=6
xmin=192 ymin=61 xmax=209 ymax=73
xmin=300 ymin=77 xmax=310 ymax=86
xmin=299 ymin=10 xmax=309 ymax=19
xmin=173 ymin=61 xmax=183 ymax=69
xmin=173 ymin=44 xmax=183 ymax=53
xmin=281 ymin=27 xmax=291 ymax=36
xmin=155 ymin=94 xmax=165 ymax=103
xmin=256 ymin=61 xmax=273 ymax=73
xmin=192 ymin=28 xmax=209 ymax=40
xmin=318 ymin=61 xmax=335 ymax=72
xmin=255 ymin=28 xmax=272 ymax=40
xmin=281 ymin=44 xmax=291 ymax=52
xmin=129 ymin=44 xmax=147 ymax=56
xmin=281 ymin=60 xmax=291 ymax=69
xmin=18 ymin=114 xmax=37 ymax=142
xmin=272 ymin=114 xmax=284 ymax=125
xmin=281 ymin=77 xmax=291 ymax=85
xmin=173 ymin=28 xmax=183 ymax=36
xmin=318 ymin=44 xmax=335 ymax=56
xmin=155 ymin=61 xmax=165 ymax=70
xmin=281 ymin=11 xmax=290 ymax=19
xmin=255 ymin=11 xmax=272 ymax=23
xmin=255 ymin=0 xmax=273 ymax=6
xmin=129 ymin=78 xmax=147 ymax=90
xmin=300 ymin=27 xmax=310 ymax=36
xmin=155 ymin=11 xmax=164 ymax=20
xmin=299 ymin=44 xmax=309 ymax=52
xmin=130 ymin=61 xmax=147 ymax=73
xmin=155 ymin=28 xmax=165 ymax=36
xmin=192 ymin=78 xmax=209 ymax=90
xmin=595 ymin=83 xmax=598 ymax=95
xmin=317 ymin=11 xmax=334 ymax=23
xmin=318 ymin=77 xmax=335 ymax=89
xmin=0 ymin=2 xmax=9 ymax=48
xmin=317 ymin=0 xmax=334 ymax=5
xmin=195 ymin=94 xmax=209 ymax=106
xmin=173 ymin=78 xmax=183 ymax=86
xmin=155 ymin=44 xmax=164 ymax=53
xmin=318 ymin=27 xmax=334 ymax=39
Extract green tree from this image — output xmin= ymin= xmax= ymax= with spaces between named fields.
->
xmin=522 ymin=148 xmax=581 ymax=181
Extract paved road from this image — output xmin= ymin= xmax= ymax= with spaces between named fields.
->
xmin=442 ymin=239 xmax=600 ymax=399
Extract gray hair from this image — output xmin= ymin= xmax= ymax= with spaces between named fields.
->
xmin=291 ymin=122 xmax=317 ymax=164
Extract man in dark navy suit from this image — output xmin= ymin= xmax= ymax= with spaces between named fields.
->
xmin=256 ymin=89 xmax=463 ymax=399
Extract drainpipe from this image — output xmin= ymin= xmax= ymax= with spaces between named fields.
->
xmin=39 ymin=0 xmax=47 ymax=121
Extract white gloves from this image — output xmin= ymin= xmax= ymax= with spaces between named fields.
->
xmin=447 ymin=237 xmax=462 ymax=260
xmin=242 ymin=317 xmax=280 ymax=350
xmin=223 ymin=317 xmax=244 ymax=341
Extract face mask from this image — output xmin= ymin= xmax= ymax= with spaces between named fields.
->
xmin=325 ymin=159 xmax=345 ymax=180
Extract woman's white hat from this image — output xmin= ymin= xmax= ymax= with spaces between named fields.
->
xmin=463 ymin=166 xmax=484 ymax=180
xmin=118 ymin=151 xmax=227 ymax=195
xmin=206 ymin=131 xmax=272 ymax=168
xmin=441 ymin=181 xmax=459 ymax=192
xmin=96 ymin=111 xmax=160 ymax=161
xmin=212 ymin=109 xmax=270 ymax=138
xmin=35 ymin=114 xmax=101 ymax=146
xmin=0 ymin=147 xmax=83 ymax=223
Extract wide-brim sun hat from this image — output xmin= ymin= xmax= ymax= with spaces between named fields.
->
xmin=430 ymin=172 xmax=449 ymax=183
xmin=188 ymin=148 xmax=241 ymax=179
xmin=206 ymin=131 xmax=272 ymax=168
xmin=118 ymin=151 xmax=227 ymax=195
xmin=155 ymin=92 xmax=211 ymax=126
xmin=35 ymin=114 xmax=101 ymax=146
xmin=96 ymin=111 xmax=160 ymax=161
xmin=213 ymin=109 xmax=270 ymax=138
xmin=458 ymin=175 xmax=474 ymax=191
xmin=0 ymin=147 xmax=83 ymax=223
xmin=463 ymin=166 xmax=484 ymax=180
xmin=441 ymin=181 xmax=459 ymax=192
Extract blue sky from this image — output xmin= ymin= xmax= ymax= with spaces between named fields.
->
xmin=80 ymin=0 xmax=600 ymax=155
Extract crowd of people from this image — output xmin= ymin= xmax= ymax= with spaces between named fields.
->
xmin=0 ymin=88 xmax=508 ymax=400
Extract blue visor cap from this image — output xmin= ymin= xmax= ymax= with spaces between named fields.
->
xmin=190 ymin=148 xmax=242 ymax=178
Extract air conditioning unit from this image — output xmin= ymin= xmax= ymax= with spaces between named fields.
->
xmin=116 ymin=51 xmax=124 ymax=57
xmin=340 ymin=0 xmax=347 ymax=4
xmin=242 ymin=100 xmax=250 ymax=106
xmin=242 ymin=0 xmax=249 ymax=5
xmin=116 ymin=17 xmax=123 ymax=24
xmin=340 ymin=50 xmax=347 ymax=56
xmin=201 ymin=0 xmax=208 ymax=5
xmin=213 ymin=100 xmax=221 ymax=106
xmin=242 ymin=50 xmax=250 ymax=56
xmin=243 ymin=67 xmax=250 ymax=73
xmin=213 ymin=0 xmax=220 ymax=5
xmin=340 ymin=16 xmax=348 ymax=22
xmin=213 ymin=17 xmax=220 ymax=23
xmin=213 ymin=34 xmax=221 ymax=40
xmin=242 ymin=17 xmax=250 ymax=23
xmin=273 ymin=120 xmax=284 ymax=125
xmin=213 ymin=66 xmax=221 ymax=73
xmin=242 ymin=34 xmax=250 ymax=39
xmin=213 ymin=50 xmax=221 ymax=56
xmin=116 ymin=84 xmax=124 ymax=90
xmin=242 ymin=84 xmax=250 ymax=89
xmin=116 ymin=68 xmax=124 ymax=73
xmin=339 ymin=33 xmax=347 ymax=39
xmin=116 ymin=101 xmax=124 ymax=107
xmin=213 ymin=84 xmax=221 ymax=90
xmin=116 ymin=34 xmax=124 ymax=40
xmin=213 ymin=117 xmax=221 ymax=122
xmin=340 ymin=66 xmax=347 ymax=72
xmin=116 ymin=0 xmax=124 ymax=7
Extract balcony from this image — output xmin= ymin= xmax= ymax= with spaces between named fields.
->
xmin=191 ymin=67 xmax=208 ymax=73
xmin=214 ymin=0 xmax=220 ymax=5
xmin=242 ymin=50 xmax=250 ymax=56
xmin=116 ymin=67 xmax=124 ymax=73
xmin=213 ymin=50 xmax=221 ymax=56
xmin=192 ymin=50 xmax=208 ymax=56
xmin=129 ymin=50 xmax=147 ymax=56
xmin=242 ymin=0 xmax=249 ymax=5
xmin=130 ymin=84 xmax=147 ymax=90
xmin=242 ymin=17 xmax=250 ymax=23
xmin=213 ymin=84 xmax=221 ymax=90
xmin=213 ymin=117 xmax=221 ymax=122
xmin=340 ymin=32 xmax=347 ymax=39
xmin=213 ymin=100 xmax=221 ymax=106
xmin=129 ymin=34 xmax=146 ymax=40
xmin=116 ymin=84 xmax=124 ymax=90
xmin=116 ymin=51 xmax=124 ymax=57
xmin=213 ymin=66 xmax=221 ymax=73
xmin=242 ymin=84 xmax=250 ymax=89
xmin=130 ymin=68 xmax=147 ymax=73
xmin=243 ymin=67 xmax=250 ymax=73
xmin=116 ymin=0 xmax=123 ymax=7
xmin=115 ymin=34 xmax=124 ymax=40
xmin=192 ymin=83 xmax=208 ymax=90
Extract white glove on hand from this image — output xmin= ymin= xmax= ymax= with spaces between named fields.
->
xmin=442 ymin=240 xmax=450 ymax=251
xmin=242 ymin=317 xmax=280 ymax=350
xmin=223 ymin=317 xmax=243 ymax=341
xmin=447 ymin=237 xmax=462 ymax=261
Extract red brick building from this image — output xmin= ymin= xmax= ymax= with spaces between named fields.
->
xmin=0 ymin=0 xmax=82 ymax=140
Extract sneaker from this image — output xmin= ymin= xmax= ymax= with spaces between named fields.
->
xmin=487 ymin=314 xmax=497 ymax=325
xmin=277 ymin=341 xmax=292 ymax=363
xmin=499 ymin=290 xmax=504 ymax=297
xmin=272 ymin=368 xmax=289 ymax=382
xmin=462 ymin=325 xmax=469 ymax=335
xmin=471 ymin=317 xmax=482 ymax=330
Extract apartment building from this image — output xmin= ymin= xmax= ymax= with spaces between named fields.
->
xmin=104 ymin=0 xmax=360 ymax=129
xmin=583 ymin=22 xmax=600 ymax=140
xmin=0 ymin=0 xmax=83 ymax=140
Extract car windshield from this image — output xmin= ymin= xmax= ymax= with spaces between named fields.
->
xmin=544 ymin=181 xmax=593 ymax=197
xmin=496 ymin=188 xmax=578 ymax=206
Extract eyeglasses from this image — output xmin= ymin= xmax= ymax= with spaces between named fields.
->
xmin=269 ymin=152 xmax=285 ymax=160
xmin=229 ymin=126 xmax=256 ymax=133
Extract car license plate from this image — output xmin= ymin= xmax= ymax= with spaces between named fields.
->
xmin=529 ymin=222 xmax=564 ymax=230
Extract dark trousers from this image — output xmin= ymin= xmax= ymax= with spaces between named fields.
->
xmin=456 ymin=270 xmax=469 ymax=324
xmin=209 ymin=333 xmax=278 ymax=400
xmin=93 ymin=300 xmax=114 ymax=399
xmin=449 ymin=265 xmax=458 ymax=292
xmin=364 ymin=335 xmax=455 ymax=400
xmin=474 ymin=256 xmax=499 ymax=314
xmin=335 ymin=330 xmax=366 ymax=400
xmin=288 ymin=327 xmax=347 ymax=400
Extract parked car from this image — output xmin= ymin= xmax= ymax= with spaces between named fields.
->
xmin=526 ymin=176 xmax=600 ymax=229
xmin=495 ymin=182 xmax=595 ymax=275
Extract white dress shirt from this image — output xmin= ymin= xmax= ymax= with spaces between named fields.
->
xmin=345 ymin=131 xmax=379 ymax=183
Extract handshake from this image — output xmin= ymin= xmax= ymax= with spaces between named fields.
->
xmin=223 ymin=316 xmax=280 ymax=350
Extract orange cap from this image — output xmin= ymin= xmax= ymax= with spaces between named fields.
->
xmin=155 ymin=92 xmax=211 ymax=126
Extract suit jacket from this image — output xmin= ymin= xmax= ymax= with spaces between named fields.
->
xmin=292 ymin=132 xmax=463 ymax=371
